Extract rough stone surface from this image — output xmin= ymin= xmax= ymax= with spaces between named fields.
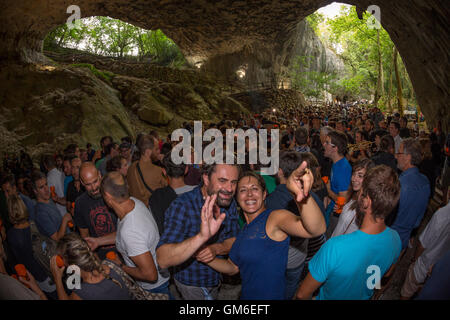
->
xmin=0 ymin=0 xmax=448 ymax=130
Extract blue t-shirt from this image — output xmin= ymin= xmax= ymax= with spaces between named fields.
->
xmin=229 ymin=209 xmax=289 ymax=300
xmin=325 ymin=157 xmax=352 ymax=225
xmin=64 ymin=176 xmax=73 ymax=197
xmin=34 ymin=201 xmax=63 ymax=238
xmin=309 ymin=228 xmax=401 ymax=300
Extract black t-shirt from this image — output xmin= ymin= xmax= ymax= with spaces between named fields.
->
xmin=66 ymin=181 xmax=86 ymax=203
xmin=74 ymin=192 xmax=117 ymax=249
xmin=148 ymin=186 xmax=178 ymax=236
xmin=6 ymin=227 xmax=48 ymax=282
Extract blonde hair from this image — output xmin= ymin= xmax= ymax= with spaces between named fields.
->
xmin=7 ymin=194 xmax=29 ymax=225
xmin=57 ymin=233 xmax=122 ymax=288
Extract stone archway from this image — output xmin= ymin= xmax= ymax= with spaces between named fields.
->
xmin=0 ymin=0 xmax=448 ymax=130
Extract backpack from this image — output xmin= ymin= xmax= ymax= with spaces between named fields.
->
xmin=30 ymin=220 xmax=58 ymax=278
xmin=101 ymin=259 xmax=169 ymax=300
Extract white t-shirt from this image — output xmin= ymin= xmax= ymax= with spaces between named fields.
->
xmin=414 ymin=202 xmax=450 ymax=283
xmin=47 ymin=168 xmax=66 ymax=218
xmin=331 ymin=200 xmax=358 ymax=238
xmin=174 ymin=185 xmax=196 ymax=195
xmin=116 ymin=197 xmax=169 ymax=290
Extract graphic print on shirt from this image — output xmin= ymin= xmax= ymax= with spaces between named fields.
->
xmin=89 ymin=205 xmax=116 ymax=238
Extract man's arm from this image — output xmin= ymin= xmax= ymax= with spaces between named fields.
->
xmin=84 ymin=232 xmax=116 ymax=251
xmin=296 ymin=272 xmax=322 ymax=300
xmin=157 ymin=234 xmax=208 ymax=269
xmin=157 ymin=194 xmax=225 ymax=269
xmin=326 ymin=182 xmax=350 ymax=203
xmin=50 ymin=213 xmax=72 ymax=241
xmin=207 ymin=258 xmax=239 ymax=276
xmin=122 ymin=251 xmax=158 ymax=283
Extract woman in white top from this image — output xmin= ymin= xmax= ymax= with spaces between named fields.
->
xmin=331 ymin=159 xmax=376 ymax=237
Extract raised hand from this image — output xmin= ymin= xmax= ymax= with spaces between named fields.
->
xmin=84 ymin=237 xmax=99 ymax=251
xmin=286 ymin=161 xmax=314 ymax=203
xmin=199 ymin=194 xmax=226 ymax=241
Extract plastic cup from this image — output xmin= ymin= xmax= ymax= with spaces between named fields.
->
xmin=68 ymin=221 xmax=74 ymax=228
xmin=335 ymin=196 xmax=346 ymax=214
xmin=322 ymin=176 xmax=329 ymax=184
xmin=71 ymin=202 xmax=75 ymax=209
xmin=50 ymin=186 xmax=56 ymax=197
xmin=14 ymin=264 xmax=27 ymax=278
xmin=106 ymin=251 xmax=117 ymax=260
xmin=56 ymin=255 xmax=65 ymax=268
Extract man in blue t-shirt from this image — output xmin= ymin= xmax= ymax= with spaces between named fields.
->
xmin=297 ymin=165 xmax=402 ymax=300
xmin=323 ymin=131 xmax=352 ymax=228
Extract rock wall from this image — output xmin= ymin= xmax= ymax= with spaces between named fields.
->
xmin=0 ymin=0 xmax=448 ymax=131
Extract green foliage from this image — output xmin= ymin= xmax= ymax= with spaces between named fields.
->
xmin=291 ymin=5 xmax=416 ymax=107
xmin=44 ymin=17 xmax=186 ymax=67
xmin=70 ymin=63 xmax=115 ymax=82
xmin=306 ymin=12 xmax=325 ymax=36
xmin=289 ymin=55 xmax=337 ymax=99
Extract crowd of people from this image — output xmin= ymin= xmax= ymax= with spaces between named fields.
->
xmin=0 ymin=101 xmax=449 ymax=300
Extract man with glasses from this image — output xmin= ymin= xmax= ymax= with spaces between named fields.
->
xmin=392 ymin=138 xmax=430 ymax=251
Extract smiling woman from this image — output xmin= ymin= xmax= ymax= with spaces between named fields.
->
xmin=204 ymin=163 xmax=326 ymax=300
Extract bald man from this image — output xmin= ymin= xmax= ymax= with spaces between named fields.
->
xmin=87 ymin=172 xmax=171 ymax=297
xmin=73 ymin=162 xmax=118 ymax=259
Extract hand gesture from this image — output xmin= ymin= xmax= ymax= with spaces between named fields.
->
xmin=50 ymin=255 xmax=65 ymax=280
xmin=286 ymin=161 xmax=314 ymax=203
xmin=84 ymin=237 xmax=99 ymax=251
xmin=195 ymin=245 xmax=217 ymax=264
xmin=199 ymin=194 xmax=226 ymax=241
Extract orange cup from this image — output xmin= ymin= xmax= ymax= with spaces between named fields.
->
xmin=335 ymin=196 xmax=346 ymax=214
xmin=106 ymin=251 xmax=117 ymax=260
xmin=50 ymin=186 xmax=56 ymax=197
xmin=71 ymin=202 xmax=75 ymax=209
xmin=322 ymin=176 xmax=329 ymax=184
xmin=56 ymin=255 xmax=65 ymax=268
xmin=68 ymin=221 xmax=74 ymax=228
xmin=15 ymin=264 xmax=27 ymax=278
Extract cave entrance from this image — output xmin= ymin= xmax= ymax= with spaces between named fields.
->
xmin=43 ymin=16 xmax=186 ymax=67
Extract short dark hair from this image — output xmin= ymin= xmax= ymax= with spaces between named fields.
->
xmin=106 ymin=155 xmax=126 ymax=173
xmin=162 ymin=152 xmax=186 ymax=178
xmin=360 ymin=165 xmax=400 ymax=220
xmin=100 ymin=136 xmax=113 ymax=147
xmin=42 ymin=154 xmax=56 ymax=170
xmin=327 ymin=131 xmax=348 ymax=156
xmin=1 ymin=174 xmax=16 ymax=188
xmin=390 ymin=121 xmax=400 ymax=131
xmin=279 ymin=151 xmax=303 ymax=178
xmin=380 ymin=134 xmax=395 ymax=152
xmin=402 ymin=138 xmax=423 ymax=166
xmin=138 ymin=135 xmax=155 ymax=157
xmin=294 ymin=127 xmax=309 ymax=146
xmin=121 ymin=136 xmax=132 ymax=144
xmin=238 ymin=171 xmax=267 ymax=193
xmin=105 ymin=143 xmax=119 ymax=156
xmin=101 ymin=172 xmax=129 ymax=201
xmin=31 ymin=171 xmax=47 ymax=191
xmin=65 ymin=144 xmax=78 ymax=155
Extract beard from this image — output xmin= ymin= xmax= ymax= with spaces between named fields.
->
xmin=87 ymin=188 xmax=102 ymax=200
xmin=207 ymin=185 xmax=234 ymax=208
